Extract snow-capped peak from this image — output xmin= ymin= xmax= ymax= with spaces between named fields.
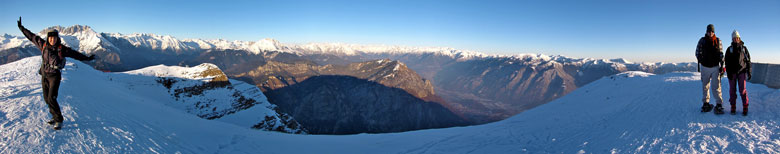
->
xmin=104 ymin=32 xmax=199 ymax=52
xmin=0 ymin=33 xmax=32 ymax=50
xmin=246 ymin=38 xmax=284 ymax=54
xmin=123 ymin=63 xmax=224 ymax=81
xmin=40 ymin=25 xmax=95 ymax=35
xmin=609 ymin=58 xmax=631 ymax=64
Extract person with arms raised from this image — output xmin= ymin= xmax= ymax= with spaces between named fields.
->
xmin=17 ymin=17 xmax=96 ymax=130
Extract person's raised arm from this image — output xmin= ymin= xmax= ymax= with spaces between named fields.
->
xmin=17 ymin=17 xmax=46 ymax=49
xmin=62 ymin=46 xmax=95 ymax=61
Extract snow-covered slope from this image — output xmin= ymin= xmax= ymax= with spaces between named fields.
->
xmin=2 ymin=55 xmax=777 ymax=153
xmin=0 ymin=56 xmax=303 ymax=135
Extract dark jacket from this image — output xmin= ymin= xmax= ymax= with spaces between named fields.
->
xmin=725 ymin=41 xmax=751 ymax=77
xmin=696 ymin=36 xmax=723 ymax=67
xmin=18 ymin=25 xmax=92 ymax=74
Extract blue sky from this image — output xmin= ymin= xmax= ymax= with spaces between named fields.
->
xmin=2 ymin=0 xmax=779 ymax=63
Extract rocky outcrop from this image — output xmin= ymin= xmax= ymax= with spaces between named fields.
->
xmin=132 ymin=63 xmax=307 ymax=134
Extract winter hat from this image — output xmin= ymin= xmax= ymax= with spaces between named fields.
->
xmin=46 ymin=29 xmax=59 ymax=38
xmin=707 ymin=24 xmax=715 ymax=33
xmin=732 ymin=30 xmax=740 ymax=38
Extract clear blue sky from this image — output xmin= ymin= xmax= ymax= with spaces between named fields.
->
xmin=2 ymin=0 xmax=779 ymax=63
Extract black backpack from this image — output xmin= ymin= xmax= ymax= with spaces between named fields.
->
xmin=699 ymin=37 xmax=722 ymax=67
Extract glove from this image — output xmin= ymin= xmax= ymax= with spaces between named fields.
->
xmin=748 ymin=73 xmax=752 ymax=80
xmin=17 ymin=16 xmax=22 ymax=27
xmin=87 ymin=55 xmax=96 ymax=61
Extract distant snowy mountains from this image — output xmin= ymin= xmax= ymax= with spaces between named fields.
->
xmin=2 ymin=57 xmax=777 ymax=153
xmin=2 ymin=25 xmax=484 ymax=59
xmin=2 ymin=25 xmax=698 ymax=126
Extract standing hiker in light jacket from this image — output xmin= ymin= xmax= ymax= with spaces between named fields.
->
xmin=17 ymin=17 xmax=96 ymax=130
xmin=695 ymin=24 xmax=725 ymax=114
xmin=724 ymin=30 xmax=751 ymax=116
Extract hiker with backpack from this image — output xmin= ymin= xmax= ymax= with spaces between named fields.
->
xmin=17 ymin=17 xmax=96 ymax=130
xmin=724 ymin=30 xmax=751 ymax=116
xmin=695 ymin=24 xmax=725 ymax=114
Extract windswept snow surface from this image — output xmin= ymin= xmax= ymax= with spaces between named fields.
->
xmin=1 ymin=57 xmax=778 ymax=153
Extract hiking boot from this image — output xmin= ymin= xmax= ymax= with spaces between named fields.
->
xmin=52 ymin=122 xmax=62 ymax=130
xmin=701 ymin=103 xmax=713 ymax=112
xmin=730 ymin=106 xmax=737 ymax=115
xmin=714 ymin=104 xmax=725 ymax=115
xmin=742 ymin=107 xmax=748 ymax=116
xmin=46 ymin=119 xmax=56 ymax=125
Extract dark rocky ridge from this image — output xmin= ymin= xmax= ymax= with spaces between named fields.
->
xmin=265 ymin=75 xmax=467 ymax=134
xmin=235 ymin=59 xmax=436 ymax=100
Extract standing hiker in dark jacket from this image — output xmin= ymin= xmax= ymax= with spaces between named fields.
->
xmin=724 ymin=30 xmax=751 ymax=116
xmin=17 ymin=17 xmax=96 ymax=130
xmin=695 ymin=24 xmax=725 ymax=114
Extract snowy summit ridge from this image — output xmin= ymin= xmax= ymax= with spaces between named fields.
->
xmin=0 ymin=25 xmax=583 ymax=61
xmin=2 ymin=25 xmax=701 ymax=68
